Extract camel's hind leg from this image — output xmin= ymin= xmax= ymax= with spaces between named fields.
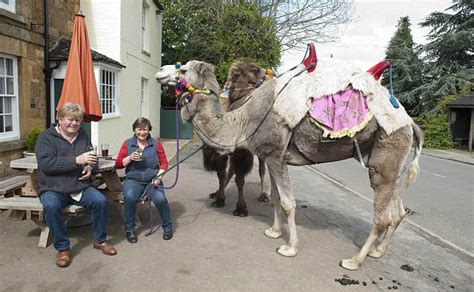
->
xmin=341 ymin=128 xmax=411 ymax=270
xmin=368 ymin=180 xmax=406 ymax=258
xmin=264 ymin=157 xmax=298 ymax=257
xmin=257 ymin=158 xmax=270 ymax=202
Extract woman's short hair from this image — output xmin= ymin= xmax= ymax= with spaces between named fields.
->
xmin=58 ymin=103 xmax=83 ymax=120
xmin=132 ymin=117 xmax=153 ymax=131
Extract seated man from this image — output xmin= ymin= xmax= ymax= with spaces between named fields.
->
xmin=35 ymin=103 xmax=117 ymax=268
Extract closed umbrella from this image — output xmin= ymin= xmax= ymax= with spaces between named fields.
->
xmin=56 ymin=13 xmax=102 ymax=122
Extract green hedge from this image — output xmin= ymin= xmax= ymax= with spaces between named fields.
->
xmin=413 ymin=114 xmax=453 ymax=149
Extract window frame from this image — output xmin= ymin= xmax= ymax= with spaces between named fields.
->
xmin=141 ymin=1 xmax=149 ymax=53
xmin=97 ymin=65 xmax=120 ymax=120
xmin=0 ymin=53 xmax=20 ymax=142
xmin=140 ymin=77 xmax=148 ymax=116
xmin=0 ymin=0 xmax=15 ymax=13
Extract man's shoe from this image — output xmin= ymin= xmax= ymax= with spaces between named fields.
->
xmin=93 ymin=241 xmax=118 ymax=255
xmin=126 ymin=231 xmax=138 ymax=243
xmin=163 ymin=232 xmax=173 ymax=240
xmin=56 ymin=250 xmax=71 ymax=268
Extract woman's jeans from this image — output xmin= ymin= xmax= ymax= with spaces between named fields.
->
xmin=122 ymin=179 xmax=172 ymax=233
xmin=39 ymin=187 xmax=108 ymax=251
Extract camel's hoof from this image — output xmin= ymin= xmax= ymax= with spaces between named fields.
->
xmin=211 ymin=199 xmax=225 ymax=208
xmin=233 ymin=208 xmax=248 ymax=217
xmin=276 ymin=245 xmax=297 ymax=257
xmin=258 ymin=193 xmax=270 ymax=202
xmin=368 ymin=248 xmax=384 ymax=258
xmin=209 ymin=192 xmax=217 ymax=199
xmin=264 ymin=228 xmax=282 ymax=239
xmin=340 ymin=258 xmax=360 ymax=271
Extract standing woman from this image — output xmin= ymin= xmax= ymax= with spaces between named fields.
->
xmin=115 ymin=117 xmax=173 ymax=243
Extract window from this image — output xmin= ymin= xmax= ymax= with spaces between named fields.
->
xmin=0 ymin=0 xmax=15 ymax=13
xmin=141 ymin=78 xmax=148 ymax=116
xmin=141 ymin=2 xmax=149 ymax=51
xmin=0 ymin=54 xmax=19 ymax=141
xmin=99 ymin=68 xmax=118 ymax=117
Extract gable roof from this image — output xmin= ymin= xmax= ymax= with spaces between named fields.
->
xmin=49 ymin=37 xmax=126 ymax=68
xmin=447 ymin=96 xmax=474 ymax=109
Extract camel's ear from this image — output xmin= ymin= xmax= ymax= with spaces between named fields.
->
xmin=196 ymin=62 xmax=214 ymax=75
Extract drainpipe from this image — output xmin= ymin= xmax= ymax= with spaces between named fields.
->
xmin=44 ymin=0 xmax=51 ymax=127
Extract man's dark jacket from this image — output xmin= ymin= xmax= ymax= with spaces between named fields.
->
xmin=35 ymin=125 xmax=98 ymax=196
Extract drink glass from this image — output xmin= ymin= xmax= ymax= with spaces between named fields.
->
xmin=87 ymin=145 xmax=97 ymax=155
xmin=101 ymin=144 xmax=109 ymax=158
xmin=134 ymin=148 xmax=143 ymax=161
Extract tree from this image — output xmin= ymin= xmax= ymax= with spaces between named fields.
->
xmin=161 ymin=0 xmax=281 ymax=106
xmin=223 ymin=0 xmax=355 ymax=52
xmin=414 ymin=0 xmax=473 ymax=113
xmin=382 ymin=16 xmax=424 ymax=115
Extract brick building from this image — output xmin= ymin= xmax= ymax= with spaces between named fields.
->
xmin=0 ymin=0 xmax=80 ymax=174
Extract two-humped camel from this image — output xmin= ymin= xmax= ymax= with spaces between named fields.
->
xmin=203 ymin=61 xmax=270 ymax=217
xmin=155 ymin=60 xmax=423 ymax=270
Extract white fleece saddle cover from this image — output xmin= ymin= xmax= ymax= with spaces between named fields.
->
xmin=273 ymin=59 xmax=414 ymax=135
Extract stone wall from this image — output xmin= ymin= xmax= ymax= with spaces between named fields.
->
xmin=0 ymin=0 xmax=79 ymax=176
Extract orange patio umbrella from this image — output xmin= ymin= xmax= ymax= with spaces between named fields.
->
xmin=56 ymin=13 xmax=102 ymax=122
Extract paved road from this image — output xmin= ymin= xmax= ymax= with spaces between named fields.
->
xmin=311 ymin=154 xmax=474 ymax=255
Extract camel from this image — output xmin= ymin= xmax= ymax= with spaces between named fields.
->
xmin=204 ymin=61 xmax=270 ymax=217
xmin=155 ymin=60 xmax=423 ymax=270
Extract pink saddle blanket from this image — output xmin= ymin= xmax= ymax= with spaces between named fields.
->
xmin=309 ymin=88 xmax=371 ymax=137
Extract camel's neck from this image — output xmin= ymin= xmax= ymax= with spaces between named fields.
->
xmin=191 ymin=94 xmax=245 ymax=154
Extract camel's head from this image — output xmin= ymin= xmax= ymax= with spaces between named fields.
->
xmin=156 ymin=60 xmax=222 ymax=122
xmin=224 ymin=61 xmax=266 ymax=103
xmin=155 ymin=64 xmax=178 ymax=85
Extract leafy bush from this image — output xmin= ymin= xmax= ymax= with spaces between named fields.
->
xmin=413 ymin=114 xmax=452 ymax=149
xmin=25 ymin=127 xmax=43 ymax=152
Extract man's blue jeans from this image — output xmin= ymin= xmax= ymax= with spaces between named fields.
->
xmin=122 ymin=179 xmax=172 ymax=233
xmin=39 ymin=187 xmax=108 ymax=251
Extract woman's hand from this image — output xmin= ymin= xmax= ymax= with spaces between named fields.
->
xmin=152 ymin=177 xmax=162 ymax=186
xmin=129 ymin=151 xmax=142 ymax=161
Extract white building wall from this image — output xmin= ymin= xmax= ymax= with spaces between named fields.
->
xmin=80 ymin=0 xmax=162 ymax=157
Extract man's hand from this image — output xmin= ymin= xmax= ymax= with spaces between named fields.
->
xmin=79 ymin=165 xmax=92 ymax=181
xmin=76 ymin=151 xmax=98 ymax=165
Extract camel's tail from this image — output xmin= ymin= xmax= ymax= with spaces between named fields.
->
xmin=406 ymin=123 xmax=424 ymax=187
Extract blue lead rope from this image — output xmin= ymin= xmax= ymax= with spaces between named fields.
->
xmin=389 ymin=64 xmax=400 ymax=109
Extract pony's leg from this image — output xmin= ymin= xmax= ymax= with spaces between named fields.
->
xmin=265 ymin=157 xmax=298 ymax=257
xmin=233 ymin=173 xmax=248 ymax=217
xmin=257 ymin=158 xmax=270 ymax=202
xmin=210 ymin=167 xmax=227 ymax=208
xmin=264 ymin=173 xmax=282 ymax=239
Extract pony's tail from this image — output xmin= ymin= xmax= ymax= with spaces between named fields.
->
xmin=406 ymin=123 xmax=424 ymax=187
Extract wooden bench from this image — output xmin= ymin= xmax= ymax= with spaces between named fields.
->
xmin=0 ymin=196 xmax=85 ymax=248
xmin=0 ymin=175 xmax=30 ymax=197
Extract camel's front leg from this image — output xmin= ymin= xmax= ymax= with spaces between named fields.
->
xmin=265 ymin=158 xmax=298 ymax=257
xmin=264 ymin=174 xmax=282 ymax=239
xmin=233 ymin=174 xmax=248 ymax=217
xmin=257 ymin=158 xmax=270 ymax=202
xmin=210 ymin=168 xmax=227 ymax=208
